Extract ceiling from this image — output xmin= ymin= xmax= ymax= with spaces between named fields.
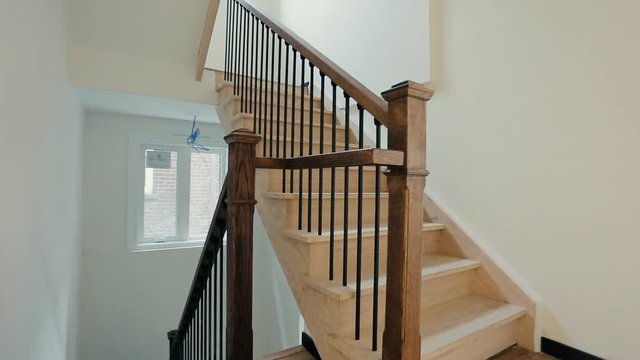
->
xmin=68 ymin=0 xmax=210 ymax=68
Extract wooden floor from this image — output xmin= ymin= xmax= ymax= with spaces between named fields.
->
xmin=261 ymin=346 xmax=316 ymax=360
xmin=490 ymin=346 xmax=556 ymax=360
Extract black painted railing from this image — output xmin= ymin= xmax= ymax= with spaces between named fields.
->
xmin=167 ymin=177 xmax=228 ymax=360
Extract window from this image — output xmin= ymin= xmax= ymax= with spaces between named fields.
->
xmin=127 ymin=133 xmax=226 ymax=251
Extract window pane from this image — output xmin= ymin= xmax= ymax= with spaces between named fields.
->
xmin=143 ymin=149 xmax=178 ymax=243
xmin=189 ymin=152 xmax=222 ymax=240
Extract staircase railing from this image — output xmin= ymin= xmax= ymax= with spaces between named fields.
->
xmin=167 ymin=175 xmax=228 ymax=360
xmin=169 ymin=0 xmax=433 ymax=358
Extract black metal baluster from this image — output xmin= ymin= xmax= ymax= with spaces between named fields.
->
xmin=355 ymin=105 xmax=365 ymax=340
xmin=269 ymin=30 xmax=276 ymax=157
xmin=201 ymin=293 xmax=204 ymax=360
xmin=233 ymin=1 xmax=239 ymax=94
xmin=372 ymin=120 xmax=381 ymax=351
xmin=240 ymin=8 xmax=247 ymax=112
xmin=229 ymin=0 xmax=235 ymax=83
xmin=204 ymin=283 xmax=207 ymax=360
xmin=208 ymin=271 xmax=212 ymax=360
xmin=329 ymin=81 xmax=337 ymax=280
xmin=307 ymin=64 xmax=314 ymax=233
xmin=252 ymin=16 xmax=258 ymax=132
xmin=244 ymin=9 xmax=250 ymax=113
xmin=195 ymin=306 xmax=199 ymax=360
xmin=218 ymin=243 xmax=224 ymax=359
xmin=262 ymin=28 xmax=269 ymax=156
xmin=289 ymin=50 xmax=297 ymax=193
xmin=298 ymin=55 xmax=306 ymax=230
xmin=282 ymin=44 xmax=290 ymax=193
xmin=224 ymin=0 xmax=230 ymax=80
xmin=213 ymin=252 xmax=218 ymax=359
xmin=318 ymin=73 xmax=325 ymax=236
xmin=342 ymin=93 xmax=350 ymax=287
xmin=248 ymin=14 xmax=254 ymax=118
xmin=276 ymin=37 xmax=282 ymax=159
xmin=258 ymin=23 xmax=266 ymax=136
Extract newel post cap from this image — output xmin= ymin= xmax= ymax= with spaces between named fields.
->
xmin=224 ymin=128 xmax=261 ymax=145
xmin=381 ymin=80 xmax=434 ymax=102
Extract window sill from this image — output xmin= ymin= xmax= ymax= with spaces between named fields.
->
xmin=128 ymin=239 xmax=206 ymax=252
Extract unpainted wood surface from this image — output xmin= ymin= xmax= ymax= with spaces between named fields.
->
xmin=261 ymin=345 xmax=316 ymax=360
xmin=490 ymin=346 xmax=556 ymax=360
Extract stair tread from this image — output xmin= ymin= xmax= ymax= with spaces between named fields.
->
xmin=420 ymin=296 xmax=525 ymax=355
xmin=265 ymin=192 xmax=389 ymax=200
xmin=282 ymin=223 xmax=445 ymax=243
xmin=331 ymin=295 xmax=526 ymax=360
xmin=303 ymin=255 xmax=481 ymax=300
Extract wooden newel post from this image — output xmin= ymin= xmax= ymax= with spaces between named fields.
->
xmin=224 ymin=129 xmax=261 ymax=360
xmin=381 ymin=81 xmax=434 ymax=360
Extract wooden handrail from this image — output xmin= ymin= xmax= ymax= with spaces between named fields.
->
xmin=254 ymin=148 xmax=404 ymax=169
xmin=235 ymin=0 xmax=390 ymax=127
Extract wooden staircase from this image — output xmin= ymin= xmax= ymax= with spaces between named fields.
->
xmin=214 ymin=74 xmax=536 ymax=359
xmin=167 ymin=1 xmax=539 ymax=359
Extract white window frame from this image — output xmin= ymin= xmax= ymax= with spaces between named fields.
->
xmin=127 ymin=133 xmax=227 ymax=252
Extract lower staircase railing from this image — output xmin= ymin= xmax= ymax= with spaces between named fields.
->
xmin=168 ymin=131 xmax=261 ymax=360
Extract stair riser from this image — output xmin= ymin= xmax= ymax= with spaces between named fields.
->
xmin=276 ymin=195 xmax=389 ymax=231
xmin=306 ymin=230 xmax=443 ymax=283
xmin=334 ymin=270 xmax=477 ymax=336
xmin=268 ymin=167 xmax=387 ymax=193
xmin=232 ymin=116 xmax=353 ymax=144
xmin=216 ymin=75 xmax=310 ymax=96
xmin=425 ymin=318 xmax=519 ymax=360
xmin=256 ymin=141 xmax=357 ymax=158
xmin=219 ymin=83 xmax=320 ymax=108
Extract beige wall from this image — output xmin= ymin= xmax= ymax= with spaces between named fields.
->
xmin=0 ymin=1 xmax=83 ymax=359
xmin=428 ymin=1 xmax=640 ymax=358
xmin=273 ymin=0 xmax=429 ymax=94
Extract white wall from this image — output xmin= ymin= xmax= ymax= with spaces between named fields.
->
xmin=0 ymin=1 xmax=83 ymax=360
xmin=206 ymin=0 xmax=281 ymax=71
xmin=428 ymin=1 xmax=640 ymax=358
xmin=274 ymin=0 xmax=429 ymax=94
xmin=79 ymin=111 xmax=300 ymax=360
